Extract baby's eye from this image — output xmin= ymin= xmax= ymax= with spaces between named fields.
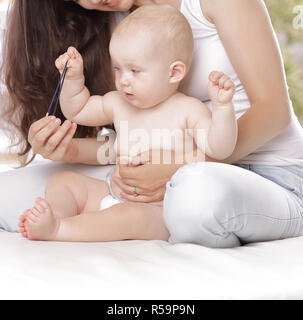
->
xmin=131 ymin=69 xmax=140 ymax=74
xmin=113 ymin=66 xmax=120 ymax=71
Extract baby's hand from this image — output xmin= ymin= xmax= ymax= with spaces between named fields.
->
xmin=208 ymin=71 xmax=235 ymax=106
xmin=55 ymin=46 xmax=83 ymax=80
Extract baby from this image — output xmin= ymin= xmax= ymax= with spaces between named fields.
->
xmin=19 ymin=5 xmax=237 ymax=241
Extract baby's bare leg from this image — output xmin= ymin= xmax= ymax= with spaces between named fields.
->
xmin=55 ymin=202 xmax=169 ymax=242
xmin=24 ymin=200 xmax=169 ymax=242
xmin=44 ymin=170 xmax=110 ymax=218
xmin=19 ymin=171 xmax=109 ymax=238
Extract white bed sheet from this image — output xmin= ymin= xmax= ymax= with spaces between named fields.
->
xmin=1 ymin=161 xmax=303 ymax=300
xmin=1 ymin=224 xmax=303 ymax=299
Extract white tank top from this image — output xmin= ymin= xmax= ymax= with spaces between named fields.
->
xmin=115 ymin=1 xmax=303 ymax=166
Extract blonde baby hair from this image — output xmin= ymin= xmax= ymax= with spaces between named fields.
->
xmin=112 ymin=4 xmax=194 ymax=70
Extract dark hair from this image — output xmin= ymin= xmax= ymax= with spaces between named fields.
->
xmin=1 ymin=0 xmax=114 ymax=165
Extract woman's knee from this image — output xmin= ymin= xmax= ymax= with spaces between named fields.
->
xmin=164 ymin=162 xmax=230 ymax=214
xmin=163 ymin=162 xmax=238 ymax=245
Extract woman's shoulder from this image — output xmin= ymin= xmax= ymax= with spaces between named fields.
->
xmin=201 ymin=0 xmax=264 ymax=23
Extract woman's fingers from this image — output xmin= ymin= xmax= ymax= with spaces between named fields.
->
xmin=120 ymin=193 xmax=152 ymax=203
xmin=28 ymin=116 xmax=78 ymax=162
xmin=112 ymin=176 xmax=144 ymax=196
xmin=118 ymin=163 xmax=160 ymax=191
xmin=119 ymin=163 xmax=142 ymax=180
xmin=28 ymin=116 xmax=55 ymax=144
xmin=34 ymin=119 xmax=61 ymax=145
xmin=29 ymin=118 xmax=62 ymax=152
xmin=47 ymin=123 xmax=77 ymax=161
xmin=120 ymin=187 xmax=165 ymax=203
xmin=43 ymin=120 xmax=75 ymax=156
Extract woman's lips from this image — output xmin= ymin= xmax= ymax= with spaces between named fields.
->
xmin=105 ymin=0 xmax=119 ymax=8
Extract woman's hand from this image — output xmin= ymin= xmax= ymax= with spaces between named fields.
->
xmin=28 ymin=116 xmax=78 ymax=163
xmin=114 ymin=150 xmax=185 ymax=203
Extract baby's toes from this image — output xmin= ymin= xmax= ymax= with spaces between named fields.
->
xmin=26 ymin=209 xmax=39 ymax=224
xmin=19 ymin=214 xmax=26 ymax=223
xmin=34 ymin=201 xmax=45 ymax=214
xmin=19 ymin=209 xmax=31 ymax=229
xmin=19 ymin=226 xmax=27 ymax=238
xmin=18 ymin=220 xmax=27 ymax=237
xmin=19 ymin=219 xmax=25 ymax=229
xmin=20 ymin=230 xmax=28 ymax=238
xmin=36 ymin=198 xmax=52 ymax=213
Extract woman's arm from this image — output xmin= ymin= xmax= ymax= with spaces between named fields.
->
xmin=65 ymin=137 xmax=115 ymax=165
xmin=203 ymin=0 xmax=291 ymax=164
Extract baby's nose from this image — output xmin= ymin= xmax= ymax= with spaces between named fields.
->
xmin=119 ymin=73 xmax=131 ymax=87
xmin=120 ymin=78 xmax=130 ymax=87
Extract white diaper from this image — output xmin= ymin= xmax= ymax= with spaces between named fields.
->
xmin=100 ymin=166 xmax=124 ymax=210
xmin=100 ymin=194 xmax=123 ymax=210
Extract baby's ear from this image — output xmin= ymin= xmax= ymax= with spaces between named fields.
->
xmin=168 ymin=61 xmax=186 ymax=84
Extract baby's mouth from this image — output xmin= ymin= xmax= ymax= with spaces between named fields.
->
xmin=124 ymin=92 xmax=135 ymax=100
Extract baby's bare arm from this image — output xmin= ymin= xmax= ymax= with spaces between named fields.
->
xmin=64 ymin=93 xmax=114 ymax=127
xmin=206 ymin=102 xmax=237 ymax=160
xmin=56 ymin=47 xmax=114 ymax=126
xmin=187 ymin=72 xmax=237 ymax=160
xmin=186 ymin=99 xmax=237 ymax=160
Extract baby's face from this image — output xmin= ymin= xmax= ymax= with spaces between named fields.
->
xmin=110 ymin=33 xmax=174 ymax=109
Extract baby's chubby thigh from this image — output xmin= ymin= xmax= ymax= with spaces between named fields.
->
xmin=46 ymin=170 xmax=110 ymax=214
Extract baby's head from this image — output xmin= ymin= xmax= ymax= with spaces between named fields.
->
xmin=109 ymin=5 xmax=194 ymax=109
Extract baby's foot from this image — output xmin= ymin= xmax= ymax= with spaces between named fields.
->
xmin=19 ymin=209 xmax=31 ymax=238
xmin=21 ymin=198 xmax=59 ymax=241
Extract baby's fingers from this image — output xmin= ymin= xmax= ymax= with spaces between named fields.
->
xmin=209 ymin=71 xmax=224 ymax=84
xmin=218 ymin=75 xmax=230 ymax=89
xmin=55 ymin=53 xmax=69 ymax=73
xmin=67 ymin=46 xmax=80 ymax=59
xmin=224 ymin=79 xmax=235 ymax=90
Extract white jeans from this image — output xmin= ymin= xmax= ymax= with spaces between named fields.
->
xmin=163 ymin=162 xmax=303 ymax=247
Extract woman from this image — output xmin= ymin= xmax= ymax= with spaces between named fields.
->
xmin=1 ymin=0 xmax=303 ymax=247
